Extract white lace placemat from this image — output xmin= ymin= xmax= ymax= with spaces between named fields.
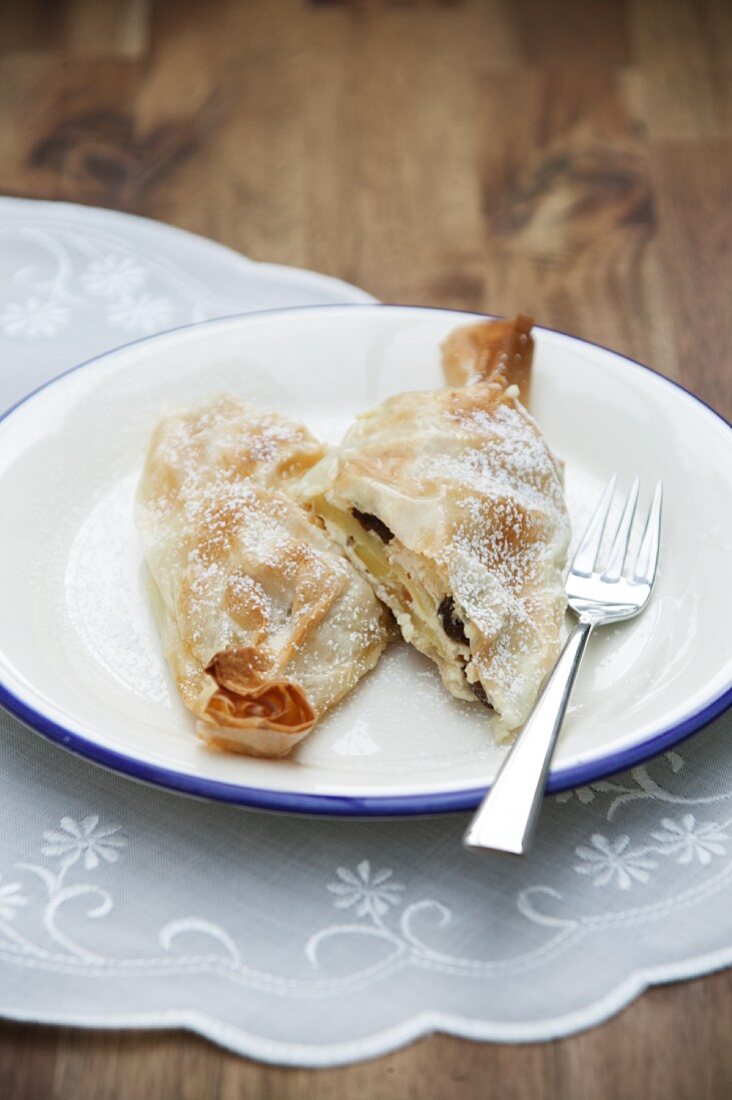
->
xmin=0 ymin=198 xmax=730 ymax=1067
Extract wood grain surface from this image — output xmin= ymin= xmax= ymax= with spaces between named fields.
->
xmin=0 ymin=0 xmax=731 ymax=1097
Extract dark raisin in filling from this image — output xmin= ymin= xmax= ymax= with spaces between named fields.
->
xmin=438 ymin=596 xmax=469 ymax=646
xmin=351 ymin=507 xmax=394 ymax=543
xmin=470 ymin=681 xmax=493 ymax=710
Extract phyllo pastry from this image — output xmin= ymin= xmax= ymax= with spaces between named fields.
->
xmin=297 ymin=381 xmax=570 ymax=733
xmin=136 ymin=396 xmax=390 ymax=758
xmin=441 ymin=313 xmax=534 ymax=401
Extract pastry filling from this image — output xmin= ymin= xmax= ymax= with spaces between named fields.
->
xmin=352 ymin=508 xmax=394 ymax=543
xmin=470 ymin=681 xmax=492 ymax=708
xmin=313 ymin=496 xmax=493 ymax=710
xmin=437 ymin=596 xmax=469 ymax=646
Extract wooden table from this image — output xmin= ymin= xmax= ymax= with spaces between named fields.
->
xmin=1 ymin=1 xmax=731 ymax=1096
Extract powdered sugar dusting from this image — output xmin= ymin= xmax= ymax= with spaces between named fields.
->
xmin=136 ymin=395 xmax=389 ymax=727
xmin=442 ymin=397 xmax=569 ymax=723
xmin=322 ymin=385 xmax=570 ymax=728
xmin=423 ymin=400 xmax=562 ymax=515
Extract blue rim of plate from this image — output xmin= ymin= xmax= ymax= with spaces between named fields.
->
xmin=0 ymin=303 xmax=730 ymax=816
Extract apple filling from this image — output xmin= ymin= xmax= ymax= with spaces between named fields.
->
xmin=312 ymin=497 xmax=492 ymax=709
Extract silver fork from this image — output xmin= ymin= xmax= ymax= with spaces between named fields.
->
xmin=464 ymin=476 xmax=663 ymax=856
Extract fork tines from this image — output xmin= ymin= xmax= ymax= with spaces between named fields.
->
xmin=572 ymin=476 xmax=663 ymax=585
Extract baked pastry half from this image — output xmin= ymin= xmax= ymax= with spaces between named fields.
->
xmin=136 ymin=396 xmax=390 ymax=757
xmin=441 ymin=313 xmax=534 ymax=401
xmin=297 ymin=381 xmax=570 ymax=733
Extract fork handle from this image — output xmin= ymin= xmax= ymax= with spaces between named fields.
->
xmin=463 ymin=620 xmax=593 ymax=855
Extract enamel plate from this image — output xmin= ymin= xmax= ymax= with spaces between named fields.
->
xmin=0 ymin=305 xmax=730 ymax=814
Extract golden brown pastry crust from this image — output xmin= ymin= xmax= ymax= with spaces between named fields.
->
xmin=298 ymin=381 xmax=569 ymax=733
xmin=441 ymin=314 xmax=534 ymax=402
xmin=136 ymin=396 xmax=390 ymax=757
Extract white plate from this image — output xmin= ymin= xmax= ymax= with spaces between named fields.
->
xmin=0 ymin=305 xmax=729 ymax=814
